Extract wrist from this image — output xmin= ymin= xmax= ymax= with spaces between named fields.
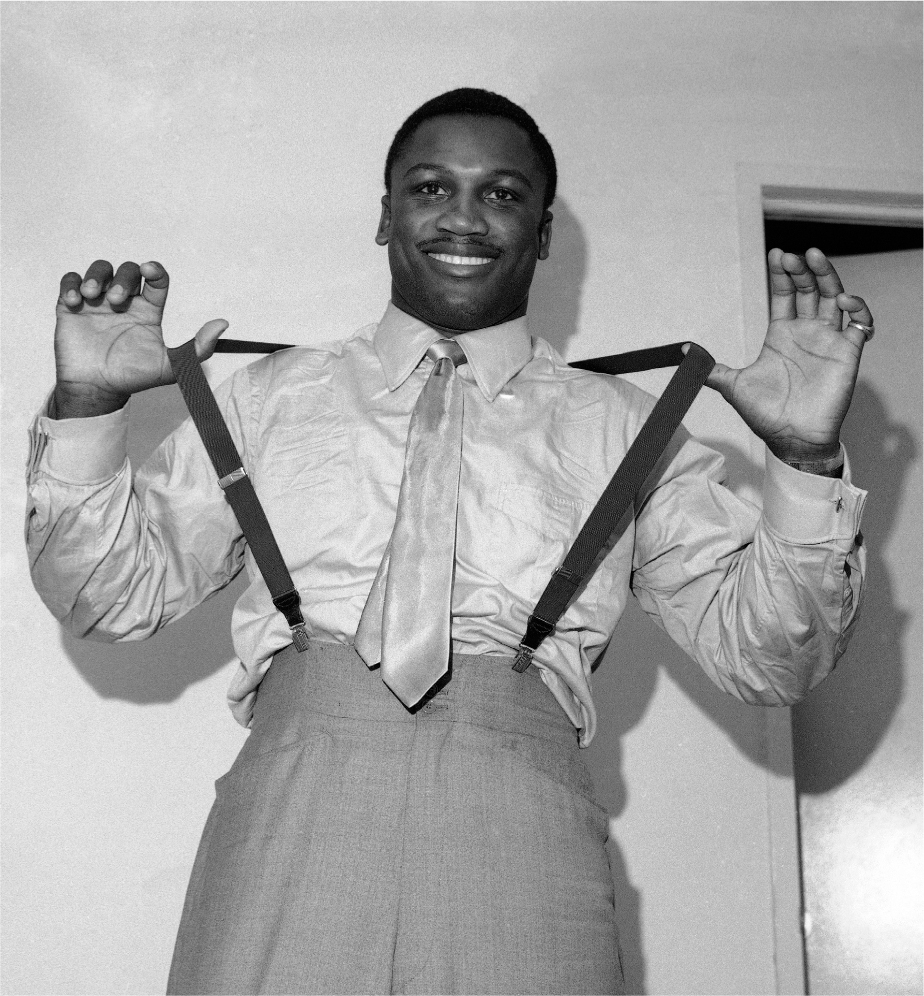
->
xmin=766 ymin=435 xmax=841 ymax=463
xmin=52 ymin=383 xmax=130 ymax=420
xmin=772 ymin=447 xmax=844 ymax=478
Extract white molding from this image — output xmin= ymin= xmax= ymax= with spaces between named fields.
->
xmin=762 ymin=186 xmax=922 ymax=227
xmin=734 ymin=162 xmax=922 ymax=996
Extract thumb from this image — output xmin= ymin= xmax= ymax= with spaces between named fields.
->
xmin=680 ymin=342 xmax=739 ymax=400
xmin=702 ymin=360 xmax=739 ymax=401
xmin=194 ymin=319 xmax=229 ymax=360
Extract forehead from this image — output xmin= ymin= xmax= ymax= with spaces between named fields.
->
xmin=393 ymin=114 xmax=544 ymax=184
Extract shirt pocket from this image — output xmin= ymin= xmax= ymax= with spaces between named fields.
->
xmin=484 ymin=480 xmax=593 ymax=600
xmin=258 ymin=409 xmax=348 ymax=492
xmin=255 ymin=409 xmax=357 ymax=538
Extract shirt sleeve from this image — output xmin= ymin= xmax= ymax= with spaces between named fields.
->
xmin=630 ymin=432 xmax=867 ymax=705
xmin=25 ymin=370 xmax=253 ymax=641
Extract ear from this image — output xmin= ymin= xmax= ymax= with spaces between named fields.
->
xmin=537 ymin=210 xmax=553 ymax=261
xmin=375 ymin=196 xmax=391 ymax=246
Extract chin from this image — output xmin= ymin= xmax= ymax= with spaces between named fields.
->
xmin=414 ymin=293 xmax=496 ymax=333
xmin=433 ymin=289 xmax=526 ymax=331
xmin=396 ymin=271 xmax=523 ymax=331
xmin=433 ymin=307 xmax=488 ymax=332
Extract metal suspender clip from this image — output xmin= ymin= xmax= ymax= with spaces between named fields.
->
xmin=512 ymin=647 xmax=535 ymax=673
xmin=272 ymin=589 xmax=311 ymax=652
xmin=288 ymin=623 xmax=310 ymax=653
xmin=512 ymin=567 xmax=577 ymax=673
xmin=513 ymin=613 xmax=556 ymax=673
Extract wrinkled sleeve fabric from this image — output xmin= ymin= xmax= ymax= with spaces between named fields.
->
xmin=25 ymin=370 xmax=252 ymax=641
xmin=630 ymin=432 xmax=867 ymax=705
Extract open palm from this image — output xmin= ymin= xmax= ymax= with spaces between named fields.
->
xmin=707 ymin=248 xmax=874 ymax=463
xmin=54 ymin=259 xmax=227 ymax=417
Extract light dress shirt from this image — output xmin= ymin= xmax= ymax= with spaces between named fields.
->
xmin=26 ymin=303 xmax=867 ymax=747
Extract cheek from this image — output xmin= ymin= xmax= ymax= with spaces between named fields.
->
xmin=502 ymin=218 xmax=542 ymax=257
xmin=506 ymin=234 xmax=542 ymax=275
xmin=386 ymin=226 xmax=420 ymax=269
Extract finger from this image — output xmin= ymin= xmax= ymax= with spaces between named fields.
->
xmin=194 ymin=319 xmax=230 ymax=360
xmin=59 ymin=271 xmax=84 ymax=309
xmin=781 ymin=252 xmax=820 ymax=319
xmin=838 ymin=294 xmax=875 ymax=348
xmin=702 ymin=359 xmax=739 ymax=401
xmin=139 ymin=261 xmax=170 ymax=310
xmin=768 ymin=248 xmax=797 ymax=321
xmin=81 ymin=259 xmax=114 ymax=301
xmin=106 ymin=261 xmax=142 ymax=307
xmin=805 ymin=247 xmax=845 ymax=324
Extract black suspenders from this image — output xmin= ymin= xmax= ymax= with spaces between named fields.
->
xmin=168 ymin=337 xmax=714 ymax=672
xmin=168 ymin=340 xmax=310 ymax=651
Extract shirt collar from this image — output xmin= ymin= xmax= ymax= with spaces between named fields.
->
xmin=373 ymin=301 xmax=533 ymax=401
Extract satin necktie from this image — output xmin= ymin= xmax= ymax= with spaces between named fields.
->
xmin=355 ymin=338 xmax=467 ymax=707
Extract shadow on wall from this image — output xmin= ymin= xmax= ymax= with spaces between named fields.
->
xmin=57 ymin=201 xmax=910 ymax=996
xmin=528 ymin=196 xmax=588 ymax=355
xmin=792 ymin=381 xmax=914 ymax=793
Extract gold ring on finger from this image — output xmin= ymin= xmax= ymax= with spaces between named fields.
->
xmin=848 ymin=320 xmax=875 ymax=342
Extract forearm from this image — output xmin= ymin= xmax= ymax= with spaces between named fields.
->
xmin=28 ymin=462 xmax=167 ymax=638
xmin=632 ymin=438 xmax=867 ymax=705
xmin=666 ymin=525 xmax=864 ymax=705
xmin=26 ymin=394 xmax=244 ymax=639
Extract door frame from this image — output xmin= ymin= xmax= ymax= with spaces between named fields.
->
xmin=733 ymin=162 xmax=922 ymax=996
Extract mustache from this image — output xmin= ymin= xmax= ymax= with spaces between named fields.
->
xmin=416 ymin=237 xmax=503 ymax=255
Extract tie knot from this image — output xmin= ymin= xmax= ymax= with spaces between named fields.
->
xmin=427 ymin=339 xmax=467 ymax=367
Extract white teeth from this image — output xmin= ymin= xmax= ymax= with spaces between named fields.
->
xmin=427 ymin=253 xmax=493 ymax=266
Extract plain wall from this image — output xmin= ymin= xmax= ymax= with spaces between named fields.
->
xmin=2 ymin=3 xmax=921 ymax=993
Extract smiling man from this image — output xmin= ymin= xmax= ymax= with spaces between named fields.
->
xmin=377 ymin=105 xmax=553 ymax=332
xmin=28 ymin=89 xmax=872 ymax=995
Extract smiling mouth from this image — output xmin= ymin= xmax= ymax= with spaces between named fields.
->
xmin=426 ymin=253 xmax=495 ymax=266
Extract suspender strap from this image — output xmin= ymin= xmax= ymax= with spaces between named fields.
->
xmin=167 ymin=339 xmax=310 ymax=652
xmin=512 ymin=341 xmax=715 ymax=672
xmin=214 ymin=338 xmax=294 ymax=355
xmin=215 ymin=338 xmax=703 ymax=373
xmin=205 ymin=336 xmax=714 ymax=668
xmin=569 ymin=341 xmax=699 ymax=376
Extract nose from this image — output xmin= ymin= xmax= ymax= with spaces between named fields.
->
xmin=436 ymin=191 xmax=489 ymax=236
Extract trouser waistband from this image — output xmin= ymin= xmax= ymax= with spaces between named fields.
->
xmin=251 ymin=640 xmax=579 ymax=749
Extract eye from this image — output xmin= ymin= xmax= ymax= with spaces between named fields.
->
xmin=486 ymin=187 xmax=518 ymax=203
xmin=415 ymin=181 xmax=448 ymax=197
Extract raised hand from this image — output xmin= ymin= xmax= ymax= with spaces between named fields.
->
xmin=704 ymin=247 xmax=874 ymax=464
xmin=53 ymin=259 xmax=228 ymax=418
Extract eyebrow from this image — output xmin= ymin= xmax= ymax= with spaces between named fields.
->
xmin=403 ymin=162 xmax=535 ymax=190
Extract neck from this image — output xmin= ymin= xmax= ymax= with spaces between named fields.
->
xmin=390 ymin=289 xmax=528 ymax=337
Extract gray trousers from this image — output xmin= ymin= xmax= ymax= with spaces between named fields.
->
xmin=168 ymin=642 xmax=624 ymax=995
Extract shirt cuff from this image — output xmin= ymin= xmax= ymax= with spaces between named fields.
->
xmin=762 ymin=444 xmax=866 ymax=544
xmin=30 ymin=392 xmax=130 ymax=484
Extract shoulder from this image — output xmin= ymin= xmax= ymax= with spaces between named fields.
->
xmin=209 ymin=324 xmax=377 ymax=439
xmin=229 ymin=323 xmax=377 ymax=395
xmin=256 ymin=323 xmax=374 ymax=379
xmin=524 ymin=337 xmax=659 ymax=428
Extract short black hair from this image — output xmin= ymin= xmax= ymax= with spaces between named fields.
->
xmin=384 ymin=88 xmax=557 ymax=210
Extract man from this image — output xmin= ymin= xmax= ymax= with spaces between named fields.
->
xmin=28 ymin=89 xmax=871 ymax=994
